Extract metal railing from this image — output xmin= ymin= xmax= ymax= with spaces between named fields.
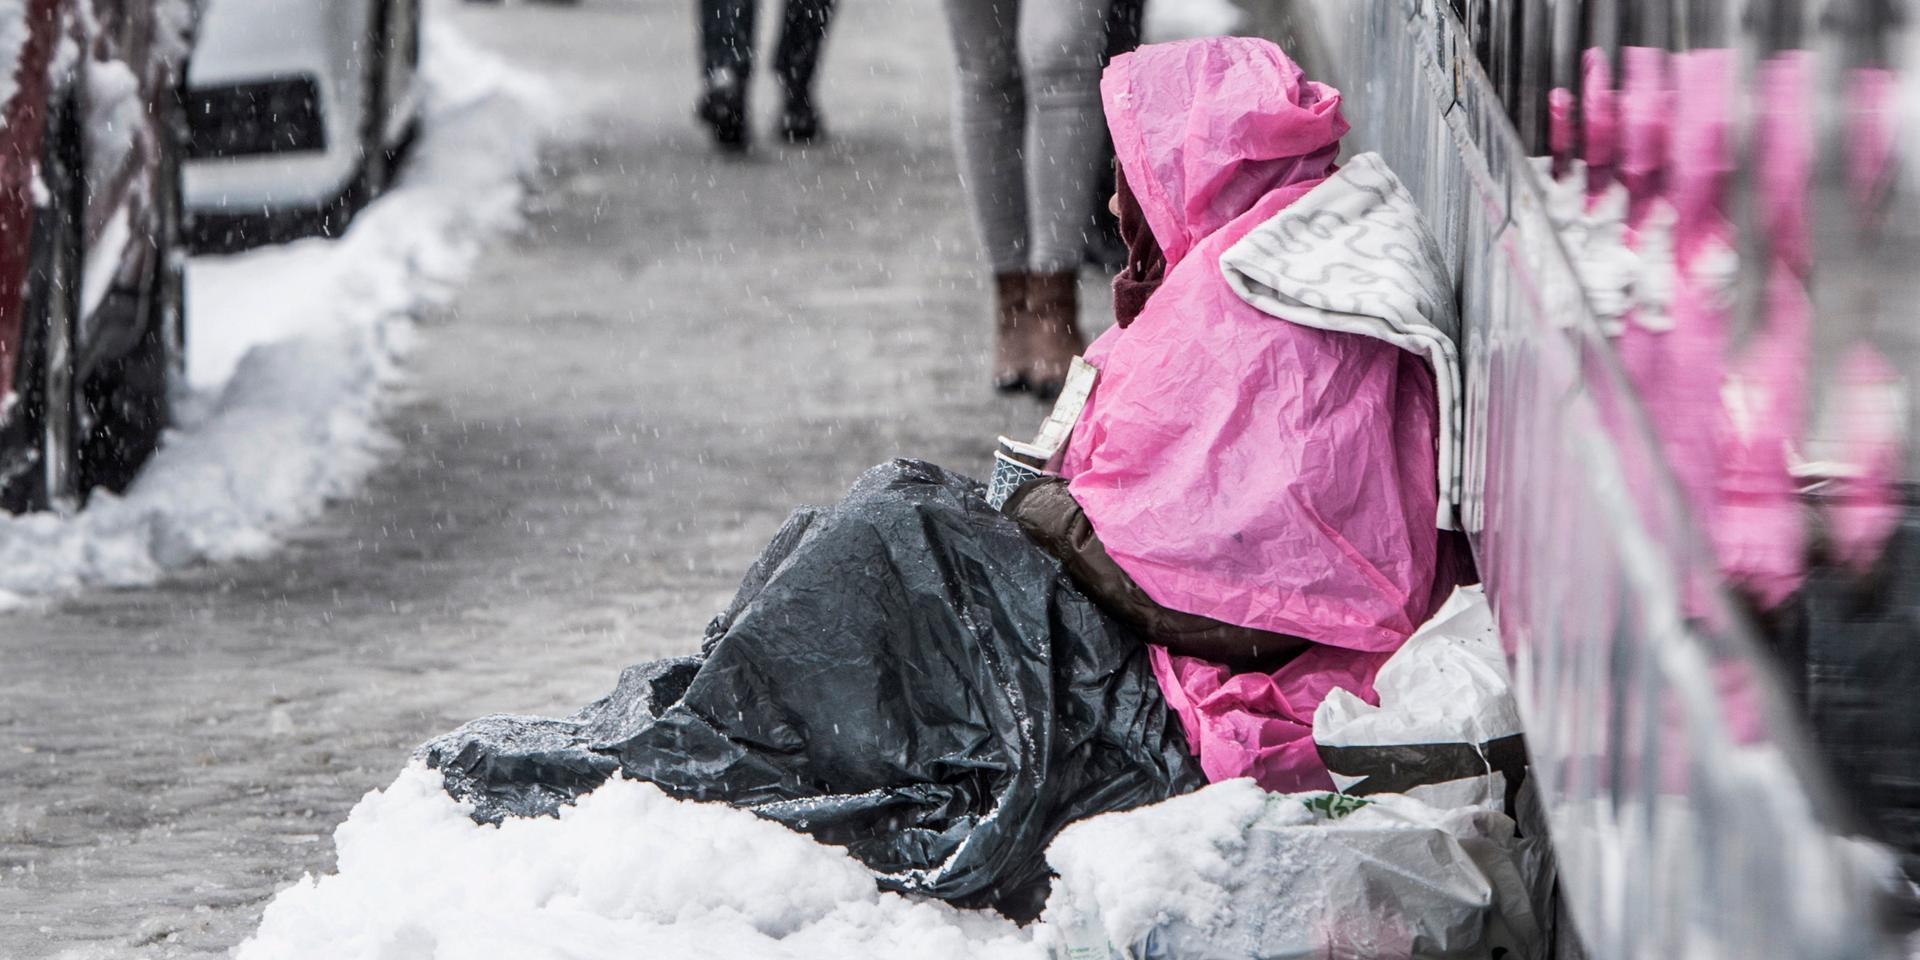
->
xmin=1246 ymin=0 xmax=1915 ymax=956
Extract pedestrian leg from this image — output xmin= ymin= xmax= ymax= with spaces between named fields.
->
xmin=771 ymin=0 xmax=837 ymax=142
xmin=698 ymin=0 xmax=758 ymax=151
xmin=941 ymin=0 xmax=1033 ymax=391
xmin=1106 ymin=0 xmax=1144 ymax=57
xmin=1018 ymin=0 xmax=1111 ymax=276
xmin=1015 ymin=0 xmax=1109 ymax=395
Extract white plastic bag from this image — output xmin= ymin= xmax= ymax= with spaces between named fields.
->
xmin=1313 ymin=586 xmax=1526 ymax=809
xmin=1038 ymin=781 xmax=1544 ymax=960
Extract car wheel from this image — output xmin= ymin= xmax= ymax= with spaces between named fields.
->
xmin=79 ymin=83 xmax=188 ymax=497
xmin=0 ymin=88 xmax=85 ymax=514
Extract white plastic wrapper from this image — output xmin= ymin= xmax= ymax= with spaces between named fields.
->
xmin=1038 ymin=780 xmax=1544 ymax=960
xmin=1313 ymin=586 xmax=1525 ymax=809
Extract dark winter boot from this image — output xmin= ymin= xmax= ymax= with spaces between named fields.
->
xmin=992 ymin=272 xmax=1030 ymax=394
xmin=1022 ymin=272 xmax=1086 ymax=401
xmin=697 ymin=70 xmax=749 ymax=153
xmin=779 ymin=89 xmax=823 ymax=145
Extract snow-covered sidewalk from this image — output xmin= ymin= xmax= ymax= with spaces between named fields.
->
xmin=0 ymin=18 xmax=560 ymax=607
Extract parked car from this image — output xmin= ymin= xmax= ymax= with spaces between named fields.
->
xmin=0 ymin=0 xmax=196 ymax=513
xmin=182 ymin=0 xmax=421 ymax=249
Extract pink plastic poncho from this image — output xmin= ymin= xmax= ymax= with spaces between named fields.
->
xmin=1059 ymin=38 xmax=1444 ymax=792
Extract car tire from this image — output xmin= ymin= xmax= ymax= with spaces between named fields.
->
xmin=0 ymin=87 xmax=86 ymax=514
xmin=79 ymin=84 xmax=189 ymax=497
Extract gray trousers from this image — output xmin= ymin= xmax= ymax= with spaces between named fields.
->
xmin=942 ymin=0 xmax=1113 ymax=274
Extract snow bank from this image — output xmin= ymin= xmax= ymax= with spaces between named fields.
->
xmin=235 ymin=765 xmax=1041 ymax=960
xmin=240 ymin=769 xmax=1538 ymax=960
xmin=1044 ymin=779 xmax=1278 ymax=944
xmin=0 ymin=19 xmax=561 ymax=605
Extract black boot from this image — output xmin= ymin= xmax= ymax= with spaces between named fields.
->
xmin=779 ymin=89 xmax=822 ymax=145
xmin=697 ymin=72 xmax=749 ymax=153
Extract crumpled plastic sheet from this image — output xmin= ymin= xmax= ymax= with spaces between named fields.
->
xmin=1315 ymin=586 xmax=1530 ymax=812
xmin=1043 ymin=781 xmax=1546 ymax=960
xmin=419 ymin=459 xmax=1205 ymax=916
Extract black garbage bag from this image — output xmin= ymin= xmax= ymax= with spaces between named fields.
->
xmin=420 ymin=459 xmax=1205 ymax=915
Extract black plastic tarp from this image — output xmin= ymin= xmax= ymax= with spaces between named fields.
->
xmin=421 ymin=459 xmax=1204 ymax=915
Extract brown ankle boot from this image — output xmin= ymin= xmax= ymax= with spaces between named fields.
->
xmin=1022 ymin=272 xmax=1086 ymax=400
xmin=992 ymin=272 xmax=1030 ymax=393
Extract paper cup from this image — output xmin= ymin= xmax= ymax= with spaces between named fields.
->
xmin=986 ymin=451 xmax=1045 ymax=510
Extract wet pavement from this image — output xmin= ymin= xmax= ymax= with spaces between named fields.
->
xmin=0 ymin=1 xmax=1107 ymax=954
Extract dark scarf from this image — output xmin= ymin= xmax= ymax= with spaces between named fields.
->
xmin=1111 ymin=166 xmax=1166 ymax=328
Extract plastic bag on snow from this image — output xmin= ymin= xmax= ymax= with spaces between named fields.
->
xmin=419 ymin=460 xmax=1205 ymax=916
xmin=1039 ymin=780 xmax=1545 ymax=960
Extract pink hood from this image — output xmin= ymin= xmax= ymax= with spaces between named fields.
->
xmin=1099 ymin=38 xmax=1346 ymax=270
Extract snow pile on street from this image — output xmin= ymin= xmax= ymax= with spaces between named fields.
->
xmin=235 ymin=765 xmax=1042 ymax=960
xmin=238 ymin=767 xmax=1538 ymax=960
xmin=1044 ymin=779 xmax=1279 ymax=945
xmin=0 ymin=21 xmax=560 ymax=605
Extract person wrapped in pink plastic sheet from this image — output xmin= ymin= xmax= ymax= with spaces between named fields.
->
xmin=426 ymin=37 xmax=1468 ymax=920
xmin=1003 ymin=36 xmax=1469 ymax=794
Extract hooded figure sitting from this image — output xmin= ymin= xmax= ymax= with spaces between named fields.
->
xmin=1007 ymin=36 xmax=1468 ymax=794
xmin=421 ymin=36 xmax=1465 ymax=918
